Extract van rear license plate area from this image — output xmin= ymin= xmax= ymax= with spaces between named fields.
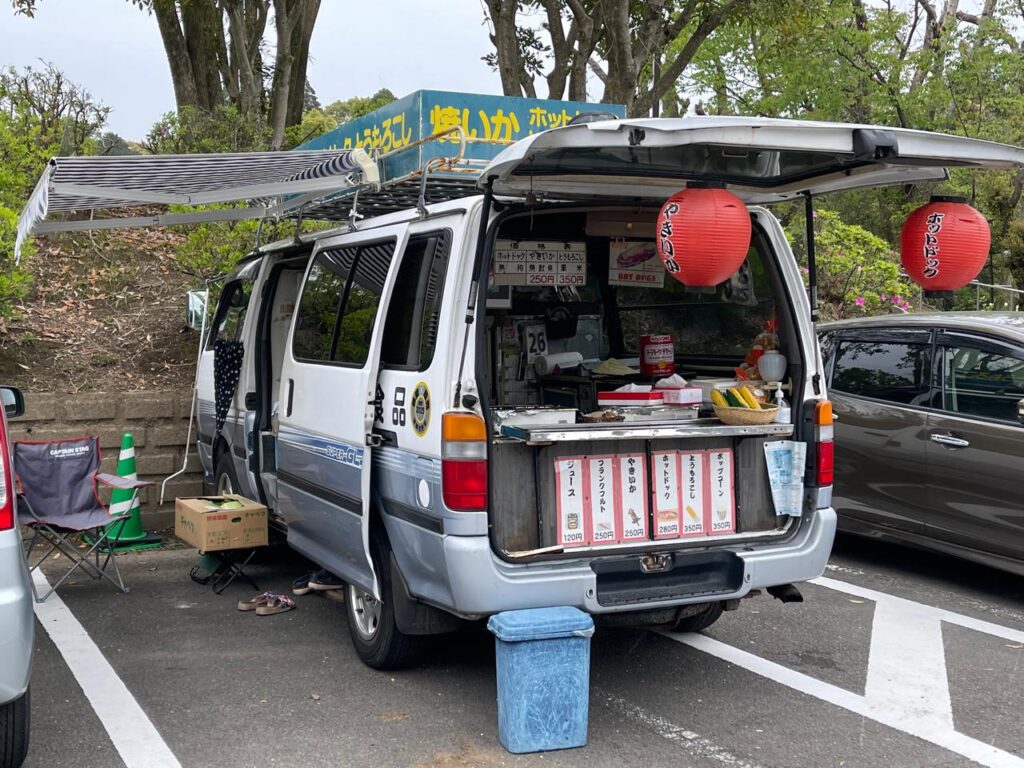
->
xmin=591 ymin=550 xmax=744 ymax=607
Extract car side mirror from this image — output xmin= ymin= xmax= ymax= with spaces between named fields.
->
xmin=1 ymin=386 xmax=25 ymax=418
xmin=186 ymin=289 xmax=209 ymax=332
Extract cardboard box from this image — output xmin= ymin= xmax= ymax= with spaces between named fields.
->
xmin=597 ymin=390 xmax=664 ymax=407
xmin=175 ymin=495 xmax=268 ymax=552
xmin=660 ymin=386 xmax=703 ymax=406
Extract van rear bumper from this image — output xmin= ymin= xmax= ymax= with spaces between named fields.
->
xmin=0 ymin=529 xmax=34 ymax=704
xmin=440 ymin=507 xmax=836 ymax=616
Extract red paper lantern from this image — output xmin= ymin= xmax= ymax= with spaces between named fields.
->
xmin=900 ymin=197 xmax=990 ymax=296
xmin=656 ymin=186 xmax=752 ymax=287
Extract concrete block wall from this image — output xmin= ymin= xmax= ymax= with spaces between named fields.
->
xmin=9 ymin=391 xmax=205 ymax=529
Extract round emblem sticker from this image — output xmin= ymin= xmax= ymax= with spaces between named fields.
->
xmin=410 ymin=381 xmax=431 ymax=437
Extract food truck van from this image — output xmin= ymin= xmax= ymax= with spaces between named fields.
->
xmin=179 ymin=114 xmax=1018 ymax=669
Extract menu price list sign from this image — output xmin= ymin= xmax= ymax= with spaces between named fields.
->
xmin=617 ymin=454 xmax=648 ymax=541
xmin=707 ymin=449 xmax=736 ymax=535
xmin=587 ymin=456 xmax=618 ymax=544
xmin=679 ymin=451 xmax=708 ymax=537
xmin=651 ymin=451 xmax=682 ymax=539
xmin=492 ymin=239 xmax=587 ymax=287
xmin=555 ymin=457 xmax=589 ymax=547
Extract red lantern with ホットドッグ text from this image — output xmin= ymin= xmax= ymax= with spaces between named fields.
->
xmin=900 ymin=196 xmax=990 ymax=297
xmin=656 ymin=185 xmax=752 ymax=288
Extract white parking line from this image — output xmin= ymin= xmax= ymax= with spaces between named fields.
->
xmin=599 ymin=690 xmax=767 ymax=768
xmin=32 ymin=570 xmax=182 ymax=768
xmin=661 ymin=576 xmax=1024 ymax=768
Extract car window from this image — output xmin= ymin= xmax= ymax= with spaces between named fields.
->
xmin=831 ymin=340 xmax=931 ymax=405
xmin=942 ymin=343 xmax=1024 ymax=423
xmin=207 ymin=277 xmax=254 ymax=349
xmin=381 ymin=230 xmax=451 ymax=369
xmin=334 ymin=241 xmax=397 ymax=366
xmin=292 ymin=247 xmax=359 ymax=363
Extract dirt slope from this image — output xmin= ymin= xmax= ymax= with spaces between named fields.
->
xmin=1 ymin=220 xmax=201 ymax=393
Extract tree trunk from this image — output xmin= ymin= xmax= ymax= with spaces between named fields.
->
xmin=269 ymin=0 xmax=304 ymax=149
xmin=286 ymin=0 xmax=320 ymax=126
xmin=181 ymin=0 xmax=226 ymax=111
xmin=152 ymin=0 xmax=201 ymax=110
xmin=485 ymin=0 xmax=527 ymax=97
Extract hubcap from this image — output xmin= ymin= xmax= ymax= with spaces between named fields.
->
xmin=348 ymin=587 xmax=381 ymax=640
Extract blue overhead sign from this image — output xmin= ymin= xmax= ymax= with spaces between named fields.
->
xmin=297 ymin=90 xmax=626 ymax=181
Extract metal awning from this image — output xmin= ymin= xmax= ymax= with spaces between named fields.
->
xmin=15 ymin=148 xmax=379 ymax=261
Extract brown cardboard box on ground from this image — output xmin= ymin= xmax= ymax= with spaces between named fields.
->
xmin=175 ymin=494 xmax=268 ymax=551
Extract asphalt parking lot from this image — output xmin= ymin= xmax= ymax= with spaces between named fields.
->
xmin=24 ymin=534 xmax=1024 ymax=768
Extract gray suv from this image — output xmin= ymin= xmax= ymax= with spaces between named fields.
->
xmin=819 ymin=313 xmax=1024 ymax=575
xmin=0 ymin=386 xmax=29 ymax=768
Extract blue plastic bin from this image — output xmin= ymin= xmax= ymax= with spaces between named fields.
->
xmin=487 ymin=606 xmax=595 ymax=754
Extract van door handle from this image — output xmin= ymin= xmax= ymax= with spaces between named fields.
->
xmin=930 ymin=433 xmax=969 ymax=448
xmin=286 ymin=379 xmax=294 ymax=417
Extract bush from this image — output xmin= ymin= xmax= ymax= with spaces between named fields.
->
xmin=145 ymin=105 xmax=271 ymax=154
xmin=786 ymin=209 xmax=920 ymax=320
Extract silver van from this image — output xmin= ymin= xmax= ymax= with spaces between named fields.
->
xmin=194 ymin=117 xmax=1023 ymax=668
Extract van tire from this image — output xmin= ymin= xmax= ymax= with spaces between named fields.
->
xmin=214 ymin=452 xmax=239 ymax=496
xmin=672 ymin=602 xmax=724 ymax=633
xmin=345 ymin=537 xmax=423 ymax=670
xmin=0 ymin=688 xmax=30 ymax=768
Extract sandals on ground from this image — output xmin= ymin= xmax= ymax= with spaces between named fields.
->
xmin=237 ymin=591 xmax=279 ymax=612
xmin=255 ymin=593 xmax=296 ymax=616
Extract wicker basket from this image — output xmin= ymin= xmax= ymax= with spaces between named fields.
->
xmin=713 ymin=404 xmax=779 ymax=426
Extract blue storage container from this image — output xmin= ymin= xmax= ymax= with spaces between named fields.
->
xmin=487 ymin=606 xmax=595 ymax=754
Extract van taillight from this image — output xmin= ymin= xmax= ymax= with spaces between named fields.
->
xmin=813 ymin=400 xmax=834 ymax=487
xmin=441 ymin=412 xmax=487 ymax=511
xmin=0 ymin=416 xmax=13 ymax=530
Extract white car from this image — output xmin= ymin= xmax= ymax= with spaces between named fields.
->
xmin=0 ymin=386 xmax=30 ymax=768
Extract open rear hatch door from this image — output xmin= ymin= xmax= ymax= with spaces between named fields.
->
xmin=480 ymin=117 xmax=1024 ymax=202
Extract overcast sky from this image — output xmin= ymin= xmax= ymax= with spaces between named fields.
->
xmin=1 ymin=0 xmax=503 ymax=140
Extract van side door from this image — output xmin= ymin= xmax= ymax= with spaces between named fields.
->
xmin=925 ymin=331 xmax=1024 ymax=559
xmin=197 ymin=260 xmax=262 ymax=498
xmin=275 ymin=226 xmax=407 ymax=596
xmin=827 ymin=329 xmax=934 ymax=537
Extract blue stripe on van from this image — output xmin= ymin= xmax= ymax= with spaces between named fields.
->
xmin=277 ymin=429 xmax=364 ymax=470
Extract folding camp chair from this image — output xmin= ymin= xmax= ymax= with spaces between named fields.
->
xmin=13 ymin=436 xmax=152 ymax=601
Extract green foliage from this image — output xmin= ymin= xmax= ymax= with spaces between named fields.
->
xmin=144 ymin=105 xmax=271 ymax=154
xmin=322 ymin=89 xmax=396 ymax=126
xmin=283 ymin=107 xmax=337 ymax=149
xmin=786 ymin=210 xmax=919 ymax=321
xmin=0 ymin=63 xmax=109 ymax=317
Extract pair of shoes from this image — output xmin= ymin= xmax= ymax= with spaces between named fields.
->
xmin=292 ymin=571 xmax=316 ymax=596
xmin=308 ymin=569 xmax=344 ymax=591
xmin=237 ymin=591 xmax=296 ymax=616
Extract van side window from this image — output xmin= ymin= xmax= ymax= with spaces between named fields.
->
xmin=381 ymin=230 xmax=452 ymax=369
xmin=831 ymin=340 xmax=930 ymax=405
xmin=292 ymin=247 xmax=358 ymax=362
xmin=334 ymin=241 xmax=397 ymax=366
xmin=941 ymin=343 xmax=1024 ymax=423
xmin=207 ymin=277 xmax=253 ymax=349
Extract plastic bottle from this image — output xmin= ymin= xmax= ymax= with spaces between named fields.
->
xmin=774 ymin=387 xmax=791 ymax=424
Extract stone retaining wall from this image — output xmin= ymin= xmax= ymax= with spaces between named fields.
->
xmin=9 ymin=391 xmax=205 ymax=529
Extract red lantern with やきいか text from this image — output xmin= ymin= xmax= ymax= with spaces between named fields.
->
xmin=656 ymin=186 xmax=752 ymax=287
xmin=900 ymin=197 xmax=990 ymax=297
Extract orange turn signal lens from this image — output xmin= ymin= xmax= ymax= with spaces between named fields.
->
xmin=814 ymin=400 xmax=833 ymax=426
xmin=442 ymin=411 xmax=487 ymax=442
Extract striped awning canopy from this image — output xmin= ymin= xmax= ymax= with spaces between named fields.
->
xmin=15 ymin=148 xmax=379 ymax=261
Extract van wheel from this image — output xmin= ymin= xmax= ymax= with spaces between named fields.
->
xmin=0 ymin=687 xmax=30 ymax=768
xmin=214 ymin=453 xmax=239 ymax=495
xmin=345 ymin=537 xmax=422 ymax=670
xmin=672 ymin=602 xmax=724 ymax=633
